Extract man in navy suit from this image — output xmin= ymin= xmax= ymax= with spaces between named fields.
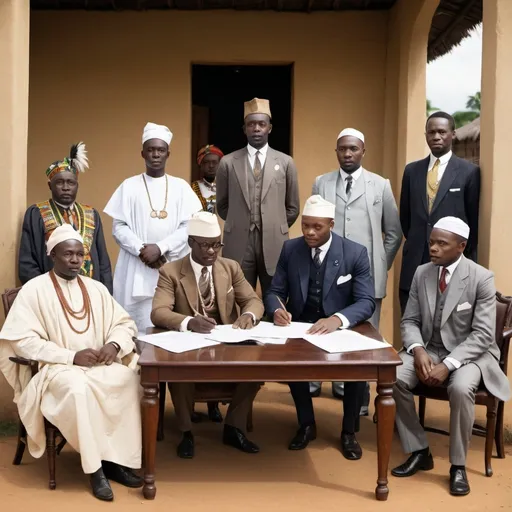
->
xmin=264 ymin=195 xmax=375 ymax=459
xmin=399 ymin=111 xmax=480 ymax=314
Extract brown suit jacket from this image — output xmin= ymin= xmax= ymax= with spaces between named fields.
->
xmin=216 ymin=146 xmax=300 ymax=276
xmin=151 ymin=255 xmax=264 ymax=330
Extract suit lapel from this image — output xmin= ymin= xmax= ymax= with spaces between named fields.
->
xmin=423 ymin=264 xmax=439 ymax=320
xmin=212 ymin=261 xmax=229 ymax=324
xmin=346 ymin=174 xmax=364 ymax=205
xmin=362 ymin=170 xmax=379 ymax=249
xmin=180 ymin=257 xmax=199 ymax=314
xmin=261 ymin=147 xmax=277 ymax=202
xmin=323 ymin=234 xmax=343 ymax=300
xmin=297 ymin=240 xmax=310 ymax=302
xmin=325 ymin=171 xmax=338 ymax=205
xmin=431 ymin=156 xmax=460 ymax=215
xmin=441 ymin=256 xmax=469 ymax=326
xmin=417 ymin=157 xmax=430 ymax=214
xmin=336 ymin=172 xmax=348 ymax=203
xmin=233 ymin=150 xmax=251 ymax=210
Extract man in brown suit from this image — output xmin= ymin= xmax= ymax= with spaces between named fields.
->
xmin=151 ymin=212 xmax=263 ymax=459
xmin=216 ymin=98 xmax=300 ymax=296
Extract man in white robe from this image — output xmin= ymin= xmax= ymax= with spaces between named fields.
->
xmin=0 ymin=225 xmax=142 ymax=501
xmin=104 ymin=122 xmax=202 ymax=333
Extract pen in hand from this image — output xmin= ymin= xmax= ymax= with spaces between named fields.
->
xmin=275 ymin=295 xmax=292 ymax=325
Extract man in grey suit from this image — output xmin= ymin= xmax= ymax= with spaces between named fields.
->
xmin=391 ymin=216 xmax=510 ymax=496
xmin=311 ymin=128 xmax=402 ymax=407
xmin=217 ymin=98 xmax=300 ymax=296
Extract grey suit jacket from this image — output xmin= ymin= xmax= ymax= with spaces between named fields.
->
xmin=402 ymin=256 xmax=510 ymax=402
xmin=217 ymin=147 xmax=300 ymax=276
xmin=312 ymin=168 xmax=402 ymax=298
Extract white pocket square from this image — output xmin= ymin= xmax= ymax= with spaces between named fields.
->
xmin=337 ymin=274 xmax=352 ymax=285
xmin=457 ymin=302 xmax=472 ymax=312
xmin=449 ymin=188 xmax=461 ymax=192
xmin=373 ymin=196 xmax=382 ymax=205
xmin=227 ymin=286 xmax=233 ymax=293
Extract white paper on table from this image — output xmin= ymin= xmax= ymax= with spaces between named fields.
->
xmin=138 ymin=331 xmax=220 ymax=354
xmin=303 ymin=329 xmax=390 ymax=354
xmin=206 ymin=326 xmax=288 ymax=345
xmin=242 ymin=321 xmax=312 ymax=339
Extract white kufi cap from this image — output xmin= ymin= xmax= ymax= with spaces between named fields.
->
xmin=188 ymin=211 xmax=222 ymax=238
xmin=433 ymin=216 xmax=470 ymax=240
xmin=142 ymin=122 xmax=173 ymax=146
xmin=337 ymin=128 xmax=365 ymax=144
xmin=46 ymin=224 xmax=84 ymax=255
xmin=303 ymin=195 xmax=336 ymax=219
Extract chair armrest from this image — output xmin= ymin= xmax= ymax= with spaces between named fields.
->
xmin=502 ymin=328 xmax=512 ymax=340
xmin=9 ymin=356 xmax=35 ymax=366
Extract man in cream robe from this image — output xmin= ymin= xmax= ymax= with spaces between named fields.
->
xmin=0 ymin=225 xmax=142 ymax=501
xmin=104 ymin=122 xmax=201 ymax=333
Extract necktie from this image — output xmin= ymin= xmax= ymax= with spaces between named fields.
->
xmin=199 ymin=266 xmax=211 ymax=304
xmin=345 ymin=175 xmax=353 ymax=196
xmin=63 ymin=208 xmax=77 ymax=230
xmin=439 ymin=267 xmax=449 ymax=293
xmin=313 ymin=247 xmax=322 ymax=268
xmin=253 ymin=151 xmax=262 ymax=178
xmin=427 ymin=158 xmax=441 ymax=212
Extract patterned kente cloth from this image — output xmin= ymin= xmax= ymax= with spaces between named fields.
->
xmin=36 ymin=199 xmax=96 ymax=278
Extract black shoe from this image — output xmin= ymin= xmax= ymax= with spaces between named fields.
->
xmin=450 ymin=466 xmax=470 ymax=496
xmin=391 ymin=449 xmax=434 ymax=477
xmin=310 ymin=388 xmax=321 ymax=398
xmin=208 ymin=402 xmax=223 ymax=423
xmin=223 ymin=425 xmax=259 ymax=453
xmin=288 ymin=424 xmax=317 ymax=450
xmin=359 ymin=406 xmax=369 ymax=417
xmin=89 ymin=468 xmax=114 ymax=501
xmin=332 ymin=390 xmax=344 ymax=400
xmin=340 ymin=432 xmax=362 ymax=460
xmin=102 ymin=461 xmax=143 ymax=488
xmin=177 ymin=431 xmax=194 ymax=459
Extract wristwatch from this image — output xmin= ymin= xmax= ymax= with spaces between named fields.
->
xmin=109 ymin=341 xmax=121 ymax=353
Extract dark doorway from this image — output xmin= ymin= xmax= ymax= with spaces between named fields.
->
xmin=191 ymin=64 xmax=293 ymax=182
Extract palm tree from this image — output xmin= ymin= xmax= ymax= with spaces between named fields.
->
xmin=452 ymin=110 xmax=479 ymax=129
xmin=426 ymin=99 xmax=440 ymax=117
xmin=466 ymin=92 xmax=481 ymax=112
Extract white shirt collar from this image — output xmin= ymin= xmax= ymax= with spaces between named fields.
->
xmin=339 ymin=167 xmax=363 ymax=182
xmin=429 ymin=150 xmax=452 ymax=167
xmin=311 ymin=233 xmax=332 ymax=258
xmin=439 ymin=254 xmax=462 ymax=278
xmin=54 ymin=200 xmax=75 ymax=210
xmin=247 ymin=143 xmax=269 ymax=158
xmin=189 ymin=254 xmax=212 ymax=281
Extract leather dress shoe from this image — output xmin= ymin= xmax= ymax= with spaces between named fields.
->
xmin=102 ymin=461 xmax=143 ymax=488
xmin=223 ymin=425 xmax=259 ymax=453
xmin=391 ymin=450 xmax=434 ymax=477
xmin=89 ymin=468 xmax=114 ymax=501
xmin=288 ymin=424 xmax=317 ymax=450
xmin=310 ymin=388 xmax=321 ymax=398
xmin=340 ymin=432 xmax=362 ymax=460
xmin=177 ymin=432 xmax=195 ymax=459
xmin=208 ymin=402 xmax=223 ymax=423
xmin=450 ymin=466 xmax=470 ymax=496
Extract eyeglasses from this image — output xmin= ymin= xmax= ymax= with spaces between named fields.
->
xmin=190 ymin=238 xmax=224 ymax=251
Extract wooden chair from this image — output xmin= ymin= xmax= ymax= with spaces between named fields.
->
xmin=157 ymin=383 xmax=254 ymax=441
xmin=3 ymin=287 xmax=66 ymax=490
xmin=413 ymin=292 xmax=512 ymax=477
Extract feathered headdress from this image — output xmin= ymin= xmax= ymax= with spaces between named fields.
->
xmin=46 ymin=142 xmax=89 ymax=181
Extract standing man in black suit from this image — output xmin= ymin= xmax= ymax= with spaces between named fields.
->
xmin=399 ymin=112 xmax=480 ymax=314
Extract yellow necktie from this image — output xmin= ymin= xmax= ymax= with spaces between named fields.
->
xmin=427 ymin=159 xmax=441 ymax=212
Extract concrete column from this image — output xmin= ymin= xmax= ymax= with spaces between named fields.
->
xmin=480 ymin=0 xmax=512 ymax=428
xmin=0 ymin=0 xmax=30 ymax=420
xmin=382 ymin=0 xmax=439 ymax=346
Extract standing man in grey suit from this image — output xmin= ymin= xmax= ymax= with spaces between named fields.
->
xmin=311 ymin=128 xmax=402 ymax=407
xmin=217 ymin=98 xmax=300 ymax=296
xmin=399 ymin=112 xmax=480 ymax=314
xmin=391 ymin=217 xmax=510 ymax=496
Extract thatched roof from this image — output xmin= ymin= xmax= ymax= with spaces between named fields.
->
xmin=31 ymin=0 xmax=482 ymax=62
xmin=454 ymin=116 xmax=480 ymax=143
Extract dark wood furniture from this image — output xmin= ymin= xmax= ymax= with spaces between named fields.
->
xmin=2 ymin=287 xmax=66 ymax=490
xmin=138 ymin=323 xmax=401 ymax=501
xmin=413 ymin=292 xmax=512 ymax=477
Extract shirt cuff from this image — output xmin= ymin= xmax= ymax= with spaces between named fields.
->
xmin=333 ymin=313 xmax=350 ymax=329
xmin=407 ymin=343 xmax=424 ymax=354
xmin=180 ymin=316 xmax=192 ymax=332
xmin=443 ymin=357 xmax=461 ymax=371
xmin=156 ymin=241 xmax=169 ymax=257
xmin=241 ymin=312 xmax=256 ymax=324
xmin=67 ymin=350 xmax=76 ymax=366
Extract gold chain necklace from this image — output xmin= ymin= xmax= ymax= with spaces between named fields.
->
xmin=142 ymin=174 xmax=168 ymax=219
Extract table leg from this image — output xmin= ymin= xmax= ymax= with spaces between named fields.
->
xmin=142 ymin=383 xmax=159 ymax=500
xmin=375 ymin=376 xmax=396 ymax=501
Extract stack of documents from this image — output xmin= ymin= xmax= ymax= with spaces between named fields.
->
xmin=138 ymin=331 xmax=220 ymax=354
xmin=303 ymin=329 xmax=390 ymax=353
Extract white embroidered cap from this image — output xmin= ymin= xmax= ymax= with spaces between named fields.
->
xmin=188 ymin=211 xmax=222 ymax=237
xmin=433 ymin=216 xmax=470 ymax=240
xmin=46 ymin=224 xmax=84 ymax=255
xmin=142 ymin=122 xmax=173 ymax=146
xmin=303 ymin=195 xmax=335 ymax=219
xmin=337 ymin=128 xmax=365 ymax=144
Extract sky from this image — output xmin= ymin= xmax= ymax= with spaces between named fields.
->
xmin=426 ymin=24 xmax=482 ymax=114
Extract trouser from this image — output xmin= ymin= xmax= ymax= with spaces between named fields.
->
xmin=310 ymin=299 xmax=382 ymax=406
xmin=289 ymin=381 xmax=366 ymax=433
xmin=170 ymin=382 xmax=261 ymax=433
xmin=399 ymin=288 xmax=410 ymax=316
xmin=241 ymin=228 xmax=273 ymax=297
xmin=394 ymin=349 xmax=481 ymax=466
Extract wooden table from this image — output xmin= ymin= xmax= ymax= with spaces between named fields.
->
xmin=138 ymin=323 xmax=402 ymax=501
